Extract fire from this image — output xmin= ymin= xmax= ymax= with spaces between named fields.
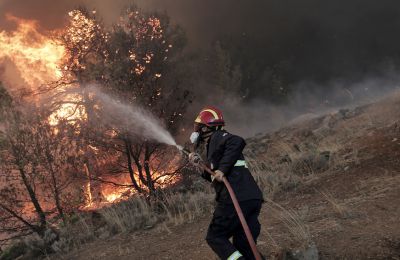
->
xmin=0 ymin=14 xmax=81 ymax=125
xmin=0 ymin=14 xmax=65 ymax=90
xmin=83 ymin=164 xmax=94 ymax=208
xmin=1 ymin=12 xmax=183 ymax=211
xmin=82 ymin=161 xmax=182 ymax=209
xmin=102 ymin=186 xmax=131 ymax=203
xmin=101 ymin=175 xmax=133 ymax=204
xmin=0 ymin=13 xmax=90 ymax=125
xmin=104 ymin=193 xmax=121 ymax=203
xmin=48 ymin=93 xmax=86 ymax=126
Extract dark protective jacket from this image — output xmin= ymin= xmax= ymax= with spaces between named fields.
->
xmin=201 ymin=130 xmax=263 ymax=204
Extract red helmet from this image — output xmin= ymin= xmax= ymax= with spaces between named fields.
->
xmin=194 ymin=106 xmax=225 ymax=127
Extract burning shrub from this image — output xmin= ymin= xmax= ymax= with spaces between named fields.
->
xmin=0 ymin=103 xmax=86 ymax=250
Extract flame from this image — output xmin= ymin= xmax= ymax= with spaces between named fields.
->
xmin=0 ymin=12 xmax=182 ymax=211
xmin=83 ymin=164 xmax=94 ymax=208
xmin=102 ymin=187 xmax=131 ymax=203
xmin=104 ymin=193 xmax=121 ymax=203
xmin=0 ymin=14 xmax=82 ymax=125
xmin=48 ymin=93 xmax=86 ymax=126
xmin=83 ymin=161 xmax=182 ymax=209
xmin=0 ymin=14 xmax=65 ymax=90
xmin=100 ymin=175 xmax=133 ymax=204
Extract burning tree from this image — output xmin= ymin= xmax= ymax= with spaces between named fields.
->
xmin=0 ymin=5 xmax=195 ymax=253
xmin=59 ymin=6 xmax=192 ymax=197
xmin=0 ymin=90 xmax=84 ymax=244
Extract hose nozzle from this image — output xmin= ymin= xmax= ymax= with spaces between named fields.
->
xmin=175 ymin=145 xmax=202 ymax=166
xmin=176 ymin=145 xmax=190 ymax=156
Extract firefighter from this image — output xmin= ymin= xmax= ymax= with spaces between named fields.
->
xmin=189 ymin=106 xmax=264 ymax=260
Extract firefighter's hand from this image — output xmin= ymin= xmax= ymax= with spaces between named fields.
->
xmin=188 ymin=152 xmax=201 ymax=165
xmin=212 ymin=170 xmax=225 ymax=182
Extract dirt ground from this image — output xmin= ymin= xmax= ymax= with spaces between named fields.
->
xmin=55 ymin=120 xmax=400 ymax=259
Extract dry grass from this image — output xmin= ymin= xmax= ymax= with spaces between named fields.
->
xmin=265 ymin=199 xmax=312 ymax=248
xmin=246 ymin=150 xmax=301 ymax=196
xmin=98 ymin=189 xmax=214 ymax=234
xmin=51 ymin=214 xmax=96 ymax=253
xmin=49 ymin=189 xmax=214 ymax=255
xmin=100 ymin=196 xmax=158 ymax=233
xmin=159 ymin=191 xmax=214 ymax=225
xmin=346 ymin=172 xmax=400 ymax=206
xmin=317 ymin=189 xmax=352 ymax=218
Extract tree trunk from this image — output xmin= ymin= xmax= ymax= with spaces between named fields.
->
xmin=129 ymin=144 xmax=147 ymax=186
xmin=144 ymin=144 xmax=155 ymax=194
xmin=17 ymin=165 xmax=47 ymax=236
xmin=124 ymin=139 xmax=142 ymax=193
xmin=47 ymin=161 xmax=66 ymax=223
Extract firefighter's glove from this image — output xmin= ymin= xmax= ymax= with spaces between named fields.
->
xmin=188 ymin=152 xmax=202 ymax=166
xmin=212 ymin=170 xmax=225 ymax=182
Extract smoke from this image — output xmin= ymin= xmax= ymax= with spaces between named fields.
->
xmin=2 ymin=0 xmax=400 ymax=81
xmin=2 ymin=0 xmax=400 ymax=85
xmin=220 ymin=74 xmax=400 ymax=137
xmin=2 ymin=0 xmax=400 ymax=138
xmin=186 ymin=66 xmax=400 ymax=138
xmin=84 ymin=86 xmax=177 ymax=146
xmin=0 ymin=59 xmax=26 ymax=91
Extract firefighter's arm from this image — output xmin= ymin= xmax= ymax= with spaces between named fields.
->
xmin=201 ymin=161 xmax=213 ymax=182
xmin=217 ymin=135 xmax=246 ymax=175
xmin=188 ymin=152 xmax=212 ymax=182
xmin=201 ymin=171 xmax=212 ymax=182
xmin=212 ymin=170 xmax=224 ymax=182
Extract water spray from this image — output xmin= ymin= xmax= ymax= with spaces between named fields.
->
xmin=88 ymin=87 xmax=261 ymax=259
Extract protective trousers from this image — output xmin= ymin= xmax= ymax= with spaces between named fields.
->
xmin=206 ymin=199 xmax=262 ymax=260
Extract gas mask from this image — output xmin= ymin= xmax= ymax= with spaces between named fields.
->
xmin=190 ymin=131 xmax=200 ymax=144
xmin=190 ymin=124 xmax=213 ymax=145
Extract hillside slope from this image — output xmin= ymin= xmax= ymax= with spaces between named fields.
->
xmin=57 ymin=93 xmax=400 ymax=260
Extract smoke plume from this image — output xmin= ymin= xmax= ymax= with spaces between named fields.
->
xmin=1 ymin=0 xmax=400 ymax=82
xmin=1 ymin=0 xmax=400 ymax=137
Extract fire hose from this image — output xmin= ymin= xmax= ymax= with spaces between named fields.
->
xmin=180 ymin=148 xmax=262 ymax=260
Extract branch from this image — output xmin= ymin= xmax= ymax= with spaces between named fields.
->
xmin=0 ymin=231 xmax=33 ymax=243
xmin=30 ymin=80 xmax=79 ymax=98
xmin=77 ymin=175 xmax=134 ymax=188
xmin=0 ymin=203 xmax=37 ymax=232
